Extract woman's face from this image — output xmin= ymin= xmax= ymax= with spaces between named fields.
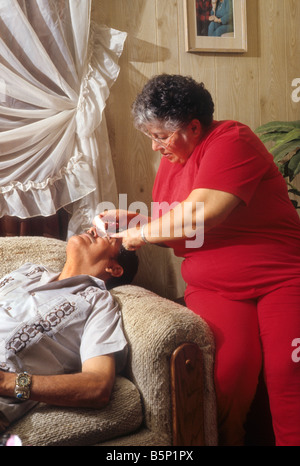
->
xmin=145 ymin=119 xmax=202 ymax=164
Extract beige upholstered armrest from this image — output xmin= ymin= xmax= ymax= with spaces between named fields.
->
xmin=111 ymin=285 xmax=217 ymax=446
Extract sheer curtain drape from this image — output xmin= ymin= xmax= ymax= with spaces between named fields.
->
xmin=0 ymin=0 xmax=126 ymax=237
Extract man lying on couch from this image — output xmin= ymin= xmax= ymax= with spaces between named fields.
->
xmin=0 ymin=227 xmax=138 ymax=432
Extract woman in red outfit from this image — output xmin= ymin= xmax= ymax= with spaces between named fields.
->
xmin=98 ymin=75 xmax=300 ymax=446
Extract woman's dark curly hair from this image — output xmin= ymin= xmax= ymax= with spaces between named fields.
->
xmin=132 ymin=74 xmax=214 ymax=131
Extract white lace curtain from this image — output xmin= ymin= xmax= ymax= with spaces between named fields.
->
xmin=0 ymin=0 xmax=126 ymax=236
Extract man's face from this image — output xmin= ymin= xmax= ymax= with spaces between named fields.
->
xmin=64 ymin=227 xmax=123 ymax=280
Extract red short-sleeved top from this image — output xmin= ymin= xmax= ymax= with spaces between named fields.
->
xmin=152 ymin=120 xmax=300 ymax=299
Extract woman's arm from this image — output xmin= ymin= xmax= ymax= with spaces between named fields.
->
xmin=114 ymin=188 xmax=241 ymax=250
xmin=0 ymin=355 xmax=116 ymax=409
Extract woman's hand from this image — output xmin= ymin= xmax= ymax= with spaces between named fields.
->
xmin=94 ymin=209 xmax=139 ymax=234
xmin=112 ymin=227 xmax=145 ymax=251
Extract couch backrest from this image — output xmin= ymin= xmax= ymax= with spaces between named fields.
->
xmin=0 ymin=236 xmax=67 ymax=277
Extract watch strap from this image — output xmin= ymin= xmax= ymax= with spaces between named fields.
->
xmin=15 ymin=371 xmax=32 ymax=400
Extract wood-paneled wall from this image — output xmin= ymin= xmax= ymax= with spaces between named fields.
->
xmin=92 ymin=0 xmax=300 ymax=300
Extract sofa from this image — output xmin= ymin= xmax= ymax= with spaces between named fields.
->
xmin=0 ymin=236 xmax=217 ymax=446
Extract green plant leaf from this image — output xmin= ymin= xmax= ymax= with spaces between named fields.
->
xmin=258 ymin=132 xmax=287 ymax=144
xmin=255 ymin=120 xmax=300 ymax=135
xmin=255 ymin=121 xmax=300 ymax=209
xmin=278 ymin=163 xmax=286 ymax=176
xmin=288 ymin=150 xmax=300 ymax=179
xmin=288 ymin=185 xmax=300 ymax=197
xmin=271 ymin=128 xmax=300 ymax=151
xmin=272 ymin=140 xmax=300 ymax=163
xmin=291 ymin=200 xmax=299 ymax=209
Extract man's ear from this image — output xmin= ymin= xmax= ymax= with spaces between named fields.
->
xmin=105 ymin=263 xmax=124 ymax=278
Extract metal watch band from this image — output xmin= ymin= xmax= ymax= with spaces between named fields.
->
xmin=15 ymin=371 xmax=32 ymax=400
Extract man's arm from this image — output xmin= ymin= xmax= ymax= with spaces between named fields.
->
xmin=0 ymin=355 xmax=115 ymax=409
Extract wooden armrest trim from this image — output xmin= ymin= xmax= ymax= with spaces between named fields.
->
xmin=170 ymin=342 xmax=205 ymax=446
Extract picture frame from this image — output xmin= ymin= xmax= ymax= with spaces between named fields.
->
xmin=184 ymin=0 xmax=247 ymax=53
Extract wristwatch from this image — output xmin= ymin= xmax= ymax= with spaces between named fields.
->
xmin=15 ymin=372 xmax=32 ymax=400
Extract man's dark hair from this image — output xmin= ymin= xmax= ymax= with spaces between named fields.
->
xmin=106 ymin=246 xmax=139 ymax=290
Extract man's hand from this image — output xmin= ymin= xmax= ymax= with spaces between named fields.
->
xmin=0 ymin=355 xmax=116 ymax=409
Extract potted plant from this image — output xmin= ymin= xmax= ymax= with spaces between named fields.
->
xmin=255 ymin=120 xmax=300 ymax=209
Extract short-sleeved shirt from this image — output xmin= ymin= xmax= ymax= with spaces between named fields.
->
xmin=0 ymin=263 xmax=127 ymax=426
xmin=152 ymin=120 xmax=300 ymax=300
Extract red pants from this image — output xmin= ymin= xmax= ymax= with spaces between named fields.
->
xmin=185 ymin=284 xmax=300 ymax=446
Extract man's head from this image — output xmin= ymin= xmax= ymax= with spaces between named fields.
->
xmin=59 ymin=227 xmax=138 ymax=287
xmin=105 ymin=244 xmax=139 ymax=290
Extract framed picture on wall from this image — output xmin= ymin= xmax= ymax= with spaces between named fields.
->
xmin=184 ymin=0 xmax=247 ymax=53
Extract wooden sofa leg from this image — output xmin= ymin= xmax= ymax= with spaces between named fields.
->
xmin=170 ymin=342 xmax=205 ymax=446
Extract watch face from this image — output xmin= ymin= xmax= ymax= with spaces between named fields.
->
xmin=18 ymin=375 xmax=30 ymax=387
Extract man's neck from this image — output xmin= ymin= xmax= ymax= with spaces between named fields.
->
xmin=57 ymin=263 xmax=108 ymax=282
